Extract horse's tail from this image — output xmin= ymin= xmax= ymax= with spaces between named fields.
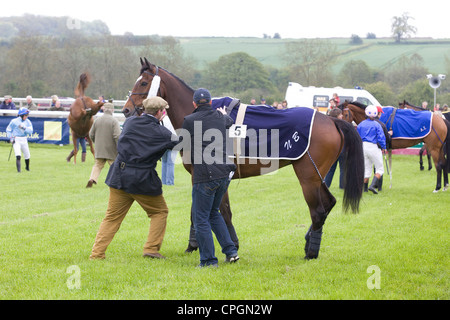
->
xmin=444 ymin=119 xmax=450 ymax=172
xmin=74 ymin=73 xmax=91 ymax=98
xmin=332 ymin=118 xmax=364 ymax=213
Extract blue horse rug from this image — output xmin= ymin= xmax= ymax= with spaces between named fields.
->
xmin=379 ymin=107 xmax=432 ymax=139
xmin=212 ymin=97 xmax=316 ymax=160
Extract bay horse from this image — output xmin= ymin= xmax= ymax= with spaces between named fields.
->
xmin=398 ymin=100 xmax=432 ymax=171
xmin=67 ymin=73 xmax=104 ymax=164
xmin=123 ymin=58 xmax=365 ymax=260
xmin=341 ymin=101 xmax=450 ymax=192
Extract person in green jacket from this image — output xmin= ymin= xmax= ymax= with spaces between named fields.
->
xmin=86 ymin=103 xmax=121 ymax=188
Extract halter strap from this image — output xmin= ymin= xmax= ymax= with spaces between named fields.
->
xmin=127 ymin=66 xmax=160 ymax=116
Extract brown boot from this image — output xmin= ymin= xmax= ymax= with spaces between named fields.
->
xmin=86 ymin=179 xmax=97 ymax=188
xmin=81 ymin=152 xmax=86 ymax=162
xmin=66 ymin=150 xmax=74 ymax=162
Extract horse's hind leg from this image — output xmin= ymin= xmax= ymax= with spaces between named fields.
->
xmin=86 ymin=135 xmax=95 ymax=158
xmin=302 ymin=183 xmax=336 ymax=259
xmin=71 ymin=132 xmax=78 ymax=164
xmin=218 ymin=191 xmax=239 ymax=249
xmin=293 ymin=159 xmax=336 ymax=259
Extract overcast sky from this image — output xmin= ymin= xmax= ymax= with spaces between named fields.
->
xmin=2 ymin=0 xmax=449 ymax=39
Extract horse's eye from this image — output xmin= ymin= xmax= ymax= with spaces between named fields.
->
xmin=141 ymin=82 xmax=148 ymax=86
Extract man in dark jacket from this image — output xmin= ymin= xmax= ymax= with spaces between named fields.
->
xmin=90 ymin=96 xmax=179 ymax=260
xmin=182 ymin=88 xmax=239 ymax=268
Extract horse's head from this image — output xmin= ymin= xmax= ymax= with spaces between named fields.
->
xmin=123 ymin=57 xmax=162 ymax=118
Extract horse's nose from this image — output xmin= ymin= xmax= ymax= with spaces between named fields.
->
xmin=123 ymin=108 xmax=131 ymax=118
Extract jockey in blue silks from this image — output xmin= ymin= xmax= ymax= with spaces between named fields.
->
xmin=6 ymin=107 xmax=34 ymax=172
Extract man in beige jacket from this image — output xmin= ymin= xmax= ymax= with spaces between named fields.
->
xmin=86 ymin=103 xmax=121 ymax=188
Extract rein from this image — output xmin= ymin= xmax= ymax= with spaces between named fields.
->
xmin=126 ymin=67 xmax=161 ymax=116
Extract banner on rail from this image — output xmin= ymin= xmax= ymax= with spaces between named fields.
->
xmin=0 ymin=116 xmax=70 ymax=145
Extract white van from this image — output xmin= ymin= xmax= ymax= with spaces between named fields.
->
xmin=285 ymin=82 xmax=381 ymax=113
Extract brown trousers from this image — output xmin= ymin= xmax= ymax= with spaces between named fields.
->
xmin=90 ymin=187 xmax=169 ymax=259
xmin=89 ymin=158 xmax=114 ymax=183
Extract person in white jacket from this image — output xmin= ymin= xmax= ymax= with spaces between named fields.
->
xmin=6 ymin=107 xmax=34 ymax=172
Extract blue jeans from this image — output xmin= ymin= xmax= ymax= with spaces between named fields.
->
xmin=77 ymin=137 xmax=87 ymax=153
xmin=325 ymin=151 xmax=344 ymax=189
xmin=192 ymin=177 xmax=237 ymax=266
xmin=161 ymin=150 xmax=175 ymax=185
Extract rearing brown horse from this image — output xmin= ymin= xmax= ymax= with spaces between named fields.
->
xmin=67 ymin=73 xmax=104 ymax=164
xmin=340 ymin=101 xmax=450 ymax=192
xmin=123 ymin=58 xmax=365 ymax=260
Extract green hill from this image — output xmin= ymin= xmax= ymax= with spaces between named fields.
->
xmin=178 ymin=37 xmax=450 ymax=74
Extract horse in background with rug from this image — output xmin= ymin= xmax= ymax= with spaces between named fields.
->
xmin=398 ymin=100 xmax=432 ymax=171
xmin=122 ymin=58 xmax=365 ymax=260
xmin=67 ymin=73 xmax=104 ymax=164
xmin=340 ymin=101 xmax=450 ymax=192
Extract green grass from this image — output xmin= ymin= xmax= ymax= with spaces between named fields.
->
xmin=0 ymin=143 xmax=448 ymax=300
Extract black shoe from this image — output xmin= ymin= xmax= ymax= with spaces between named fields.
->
xmin=369 ymin=177 xmax=379 ymax=194
xmin=225 ymin=255 xmax=240 ymax=263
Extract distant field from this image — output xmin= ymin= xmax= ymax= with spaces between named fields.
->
xmin=179 ymin=37 xmax=450 ymax=73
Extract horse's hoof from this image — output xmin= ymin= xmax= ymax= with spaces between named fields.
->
xmin=432 ymin=189 xmax=439 ymax=193
xmin=184 ymin=244 xmax=198 ymax=253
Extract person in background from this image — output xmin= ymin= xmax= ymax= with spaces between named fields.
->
xmin=50 ymin=95 xmax=58 ymax=108
xmin=1 ymin=95 xmax=16 ymax=110
xmin=6 ymin=108 xmax=34 ymax=172
xmin=325 ymin=108 xmax=345 ymax=189
xmin=160 ymin=113 xmax=177 ymax=186
xmin=332 ymin=93 xmax=340 ymax=105
xmin=49 ymin=100 xmax=64 ymax=111
xmin=89 ymin=97 xmax=178 ymax=260
xmin=25 ymin=96 xmax=37 ymax=110
xmin=357 ymin=105 xmax=386 ymax=194
xmin=86 ymin=103 xmax=121 ymax=188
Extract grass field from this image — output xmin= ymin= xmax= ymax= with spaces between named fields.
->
xmin=179 ymin=37 xmax=450 ymax=74
xmin=0 ymin=143 xmax=448 ymax=300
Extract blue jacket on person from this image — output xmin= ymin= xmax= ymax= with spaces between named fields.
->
xmin=0 ymin=101 xmax=16 ymax=110
xmin=105 ymin=114 xmax=179 ymax=196
xmin=357 ymin=118 xmax=387 ymax=150
xmin=6 ymin=117 xmax=33 ymax=138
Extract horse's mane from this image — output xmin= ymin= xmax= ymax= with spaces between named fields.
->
xmin=348 ymin=101 xmax=367 ymax=110
xmin=402 ymin=100 xmax=427 ymax=111
xmin=140 ymin=64 xmax=194 ymax=93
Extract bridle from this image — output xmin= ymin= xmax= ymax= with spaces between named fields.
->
xmin=124 ymin=66 xmax=160 ymax=118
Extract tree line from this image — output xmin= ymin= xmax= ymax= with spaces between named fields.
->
xmin=1 ymin=32 xmax=449 ymax=108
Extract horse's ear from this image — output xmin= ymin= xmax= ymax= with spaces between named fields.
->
xmin=144 ymin=57 xmax=151 ymax=68
xmin=140 ymin=57 xmax=145 ymax=66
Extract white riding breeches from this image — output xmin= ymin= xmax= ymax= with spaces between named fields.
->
xmin=13 ymin=136 xmax=30 ymax=159
xmin=362 ymin=142 xmax=384 ymax=178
